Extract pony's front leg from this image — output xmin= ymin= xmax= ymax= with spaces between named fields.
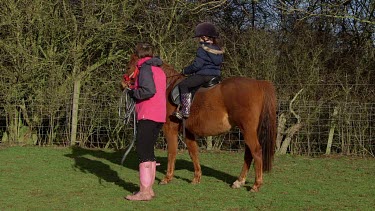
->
xmin=185 ymin=131 xmax=201 ymax=184
xmin=160 ymin=122 xmax=179 ymax=185
xmin=159 ymin=143 xmax=177 ymax=184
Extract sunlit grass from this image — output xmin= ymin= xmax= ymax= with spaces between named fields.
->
xmin=0 ymin=146 xmax=374 ymax=210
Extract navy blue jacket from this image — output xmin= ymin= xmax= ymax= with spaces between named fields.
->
xmin=183 ymin=42 xmax=224 ymax=76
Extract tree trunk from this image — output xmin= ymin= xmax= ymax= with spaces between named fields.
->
xmin=278 ymin=123 xmax=303 ymax=154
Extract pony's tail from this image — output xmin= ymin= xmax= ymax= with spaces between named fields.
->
xmin=258 ymin=81 xmax=277 ymax=172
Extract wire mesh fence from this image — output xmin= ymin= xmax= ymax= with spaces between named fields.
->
xmin=0 ymin=84 xmax=374 ymax=156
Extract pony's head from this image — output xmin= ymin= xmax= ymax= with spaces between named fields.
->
xmin=121 ymin=54 xmax=139 ymax=89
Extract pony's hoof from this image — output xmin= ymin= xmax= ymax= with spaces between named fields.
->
xmin=191 ymin=179 xmax=200 ymax=184
xmin=191 ymin=175 xmax=201 ymax=184
xmin=231 ymin=179 xmax=245 ymax=189
xmin=159 ymin=179 xmax=169 ymax=185
xmin=250 ymin=187 xmax=259 ymax=192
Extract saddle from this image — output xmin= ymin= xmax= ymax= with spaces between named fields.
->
xmin=170 ymin=76 xmax=221 ymax=105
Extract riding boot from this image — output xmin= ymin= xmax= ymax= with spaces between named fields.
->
xmin=181 ymin=93 xmax=192 ymax=118
xmin=125 ymin=161 xmax=154 ymax=201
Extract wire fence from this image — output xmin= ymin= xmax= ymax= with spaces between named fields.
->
xmin=0 ymin=84 xmax=374 ymax=157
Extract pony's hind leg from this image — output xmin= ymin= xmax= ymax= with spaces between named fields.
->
xmin=243 ymin=129 xmax=263 ymax=192
xmin=232 ymin=146 xmax=252 ymax=188
xmin=185 ymin=130 xmax=201 ymax=184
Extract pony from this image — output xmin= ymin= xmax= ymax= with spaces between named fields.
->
xmin=122 ymin=54 xmax=277 ymax=192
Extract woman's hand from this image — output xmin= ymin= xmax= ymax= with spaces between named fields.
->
xmin=121 ymin=74 xmax=134 ymax=90
xmin=121 ymin=79 xmax=131 ymax=89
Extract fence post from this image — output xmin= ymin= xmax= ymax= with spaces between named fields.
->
xmin=206 ymin=136 xmax=213 ymax=150
xmin=326 ymin=106 xmax=339 ymax=155
xmin=70 ymin=79 xmax=81 ymax=146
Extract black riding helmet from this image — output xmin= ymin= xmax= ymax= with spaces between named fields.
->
xmin=194 ymin=22 xmax=219 ymax=38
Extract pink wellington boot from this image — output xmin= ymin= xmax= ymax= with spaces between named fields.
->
xmin=125 ymin=161 xmax=154 ymax=201
xmin=149 ymin=161 xmax=160 ymax=197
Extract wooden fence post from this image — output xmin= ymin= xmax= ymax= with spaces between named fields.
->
xmin=70 ymin=79 xmax=81 ymax=146
xmin=326 ymin=106 xmax=339 ymax=155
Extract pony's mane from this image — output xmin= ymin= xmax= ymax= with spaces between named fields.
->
xmin=161 ymin=62 xmax=178 ymax=77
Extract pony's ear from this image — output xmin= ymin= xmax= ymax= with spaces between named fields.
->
xmin=130 ymin=53 xmax=139 ymax=62
xmin=126 ymin=54 xmax=139 ymax=75
xmin=129 ymin=54 xmax=139 ymax=68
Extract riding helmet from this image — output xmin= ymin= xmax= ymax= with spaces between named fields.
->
xmin=194 ymin=22 xmax=219 ymax=38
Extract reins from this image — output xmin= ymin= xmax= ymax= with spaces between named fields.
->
xmin=121 ymin=106 xmax=136 ymax=165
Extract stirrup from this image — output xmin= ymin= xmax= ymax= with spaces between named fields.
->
xmin=172 ymin=111 xmax=183 ymax=120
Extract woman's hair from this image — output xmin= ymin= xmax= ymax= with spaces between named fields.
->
xmin=135 ymin=42 xmax=153 ymax=58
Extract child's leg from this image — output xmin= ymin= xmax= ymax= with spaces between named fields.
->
xmin=178 ymin=75 xmax=215 ymax=118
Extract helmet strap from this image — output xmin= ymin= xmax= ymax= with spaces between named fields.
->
xmin=200 ymin=36 xmax=213 ymax=43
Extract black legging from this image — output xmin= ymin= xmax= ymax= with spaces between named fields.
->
xmin=179 ymin=74 xmax=215 ymax=94
xmin=136 ymin=120 xmax=163 ymax=163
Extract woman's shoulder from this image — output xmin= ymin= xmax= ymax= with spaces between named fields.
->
xmin=144 ymin=57 xmax=163 ymax=67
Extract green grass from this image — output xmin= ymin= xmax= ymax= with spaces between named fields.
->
xmin=0 ymin=146 xmax=374 ymax=210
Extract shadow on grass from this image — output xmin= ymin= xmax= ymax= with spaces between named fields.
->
xmin=65 ymin=147 xmax=139 ymax=193
xmin=65 ymin=147 xmax=238 ymax=193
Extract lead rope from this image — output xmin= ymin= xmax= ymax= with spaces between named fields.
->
xmin=118 ymin=88 xmax=136 ymax=124
xmin=121 ymin=109 xmax=136 ymax=165
xmin=120 ymin=89 xmax=137 ymax=165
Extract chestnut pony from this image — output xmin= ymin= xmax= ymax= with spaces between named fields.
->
xmin=123 ymin=54 xmax=277 ymax=192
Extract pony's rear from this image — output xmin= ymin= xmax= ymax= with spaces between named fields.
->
xmin=219 ymin=77 xmax=276 ymax=170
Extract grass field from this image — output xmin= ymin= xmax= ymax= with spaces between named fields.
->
xmin=0 ymin=146 xmax=374 ymax=210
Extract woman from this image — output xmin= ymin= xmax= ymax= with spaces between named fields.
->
xmin=125 ymin=42 xmax=166 ymax=201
